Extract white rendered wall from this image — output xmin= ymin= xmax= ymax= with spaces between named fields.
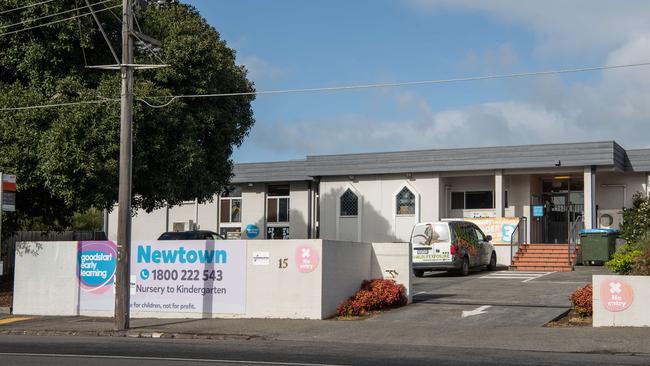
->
xmin=320 ymin=173 xmax=438 ymax=243
xmin=595 ymin=172 xmax=647 ymax=209
xmin=240 ymin=184 xmax=265 ymax=239
xmin=13 ymin=239 xmax=412 ymax=320
xmin=593 ymin=275 xmax=650 ymax=327
xmin=245 ymin=239 xmax=323 ymax=319
xmin=289 ymin=182 xmax=310 ymax=239
xmin=13 ymin=241 xmax=79 ymax=316
xmin=370 ymin=242 xmax=413 ymax=303
xmin=321 ymin=240 xmax=372 ymax=318
xmin=109 ymin=199 xmax=219 ymax=242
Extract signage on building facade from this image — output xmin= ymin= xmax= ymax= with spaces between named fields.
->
xmin=532 ymin=205 xmax=545 ymax=217
xmin=245 ymin=224 xmax=260 ymax=238
xmin=600 ymin=278 xmax=634 ymax=312
xmin=465 ymin=217 xmax=522 ymax=245
xmin=76 ymin=240 xmax=246 ymax=314
xmin=132 ymin=240 xmax=246 ymax=314
xmin=78 ymin=241 xmax=117 ymax=311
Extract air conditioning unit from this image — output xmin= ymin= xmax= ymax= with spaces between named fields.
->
xmin=598 ymin=209 xmax=623 ymax=230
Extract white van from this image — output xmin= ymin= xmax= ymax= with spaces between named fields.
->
xmin=410 ymin=220 xmax=497 ymax=277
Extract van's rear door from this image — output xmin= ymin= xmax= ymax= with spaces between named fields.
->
xmin=411 ymin=223 xmax=452 ymax=263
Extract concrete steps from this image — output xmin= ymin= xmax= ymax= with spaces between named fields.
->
xmin=510 ymin=244 xmax=580 ymax=272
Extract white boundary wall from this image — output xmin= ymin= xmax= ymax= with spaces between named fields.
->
xmin=593 ymin=275 xmax=650 ymax=327
xmin=13 ymin=240 xmax=411 ymax=319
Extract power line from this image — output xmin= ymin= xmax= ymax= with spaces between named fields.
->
xmin=140 ymin=61 xmax=650 ymax=106
xmin=2 ymin=60 xmax=650 ymax=111
xmin=103 ymin=2 xmax=167 ymax=65
xmin=0 ymin=0 xmax=60 ymax=15
xmin=0 ymin=0 xmax=118 ymax=31
xmin=0 ymin=4 xmax=121 ymax=37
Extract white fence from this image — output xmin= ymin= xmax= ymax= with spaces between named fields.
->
xmin=13 ymin=239 xmax=411 ymax=320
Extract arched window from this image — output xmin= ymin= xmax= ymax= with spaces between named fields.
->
xmin=396 ymin=186 xmax=415 ymax=215
xmin=339 ymin=189 xmax=359 ymax=216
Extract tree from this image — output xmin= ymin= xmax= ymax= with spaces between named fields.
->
xmin=0 ymin=1 xmax=255 ymax=237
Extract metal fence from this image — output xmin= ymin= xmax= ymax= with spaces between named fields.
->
xmin=1 ymin=231 xmax=106 ymax=277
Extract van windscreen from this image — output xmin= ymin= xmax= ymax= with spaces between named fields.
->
xmin=411 ymin=223 xmax=450 ymax=245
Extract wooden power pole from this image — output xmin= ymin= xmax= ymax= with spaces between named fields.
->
xmin=115 ymin=0 xmax=134 ymax=331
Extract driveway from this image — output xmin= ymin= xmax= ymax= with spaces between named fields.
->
xmin=369 ymin=266 xmax=610 ymax=327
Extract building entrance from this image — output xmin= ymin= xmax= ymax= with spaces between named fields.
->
xmin=534 ymin=177 xmax=584 ymax=243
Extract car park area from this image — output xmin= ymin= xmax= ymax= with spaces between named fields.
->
xmin=370 ymin=266 xmax=610 ymax=328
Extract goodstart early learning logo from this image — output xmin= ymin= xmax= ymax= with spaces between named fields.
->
xmin=78 ymin=241 xmax=117 ymax=294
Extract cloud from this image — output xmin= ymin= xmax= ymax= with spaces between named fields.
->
xmin=252 ymin=36 xmax=650 ymax=155
xmin=462 ymin=43 xmax=519 ymax=72
xmin=406 ymin=0 xmax=650 ymax=54
xmin=238 ymin=55 xmax=287 ymax=81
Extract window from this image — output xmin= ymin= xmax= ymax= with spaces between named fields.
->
xmin=451 ymin=192 xmax=465 ymax=210
xmin=220 ymin=186 xmax=241 ymax=223
xmin=267 ymin=185 xmax=290 ymax=223
xmin=396 ymin=186 xmax=416 ymax=215
xmin=473 ymin=227 xmax=486 ymax=242
xmin=339 ymin=189 xmax=358 ymax=216
xmin=411 ymin=223 xmax=450 ymax=245
xmin=452 ymin=223 xmax=478 ymax=246
xmin=466 ymin=191 xmax=492 ymax=209
xmin=267 ymin=226 xmax=289 ymax=239
xmin=450 ymin=191 xmax=494 ymax=210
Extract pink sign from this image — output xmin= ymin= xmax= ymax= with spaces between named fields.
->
xmin=295 ymin=245 xmax=319 ymax=273
xmin=600 ymin=279 xmax=634 ymax=312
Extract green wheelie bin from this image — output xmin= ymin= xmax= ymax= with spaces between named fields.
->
xmin=578 ymin=228 xmax=619 ymax=265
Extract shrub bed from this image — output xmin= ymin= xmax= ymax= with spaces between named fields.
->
xmin=606 ymin=193 xmax=650 ymax=275
xmin=336 ymin=279 xmax=407 ymax=317
xmin=570 ymin=284 xmax=593 ymax=317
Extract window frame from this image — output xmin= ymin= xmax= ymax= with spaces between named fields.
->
xmin=339 ymin=188 xmax=359 ymax=217
xmin=449 ymin=190 xmax=495 ymax=210
xmin=219 ymin=197 xmax=242 ymax=223
xmin=395 ymin=186 xmax=416 ymax=216
xmin=267 ymin=196 xmax=290 ymax=224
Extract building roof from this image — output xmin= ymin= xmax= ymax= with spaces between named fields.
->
xmin=231 ymin=160 xmax=310 ymax=183
xmin=232 ymin=141 xmax=650 ymax=183
xmin=626 ymin=149 xmax=650 ymax=172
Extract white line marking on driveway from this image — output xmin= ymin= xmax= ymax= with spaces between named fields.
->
xmin=480 ymin=271 xmax=554 ymax=282
xmin=462 ymin=305 xmax=491 ymax=318
xmin=522 ymin=272 xmax=553 ymax=282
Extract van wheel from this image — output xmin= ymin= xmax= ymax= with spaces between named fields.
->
xmin=413 ymin=269 xmax=425 ymax=278
xmin=487 ymin=252 xmax=497 ymax=271
xmin=459 ymin=256 xmax=470 ymax=276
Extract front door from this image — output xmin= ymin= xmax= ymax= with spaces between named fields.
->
xmin=540 ymin=178 xmax=584 ymax=243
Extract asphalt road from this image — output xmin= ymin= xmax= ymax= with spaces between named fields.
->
xmin=385 ymin=266 xmax=606 ymax=327
xmin=1 ymin=335 xmax=650 ymax=366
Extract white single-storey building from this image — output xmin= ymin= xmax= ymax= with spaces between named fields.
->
xmin=109 ymin=141 xmax=650 ymax=263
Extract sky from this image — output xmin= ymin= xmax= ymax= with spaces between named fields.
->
xmin=184 ymin=0 xmax=650 ymax=163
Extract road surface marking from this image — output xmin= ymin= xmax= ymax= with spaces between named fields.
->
xmin=462 ymin=305 xmax=491 ymax=318
xmin=522 ymin=272 xmax=553 ymax=282
xmin=0 ymin=316 xmax=33 ymax=325
xmin=480 ymin=271 xmax=553 ymax=282
xmin=0 ymin=353 xmax=348 ymax=366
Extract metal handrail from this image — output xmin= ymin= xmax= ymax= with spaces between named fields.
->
xmin=510 ymin=217 xmax=528 ymax=263
xmin=568 ymin=215 xmax=584 ymax=270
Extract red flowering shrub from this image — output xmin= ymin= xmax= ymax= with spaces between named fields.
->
xmin=336 ymin=279 xmax=408 ymax=317
xmin=570 ymin=284 xmax=593 ymax=317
